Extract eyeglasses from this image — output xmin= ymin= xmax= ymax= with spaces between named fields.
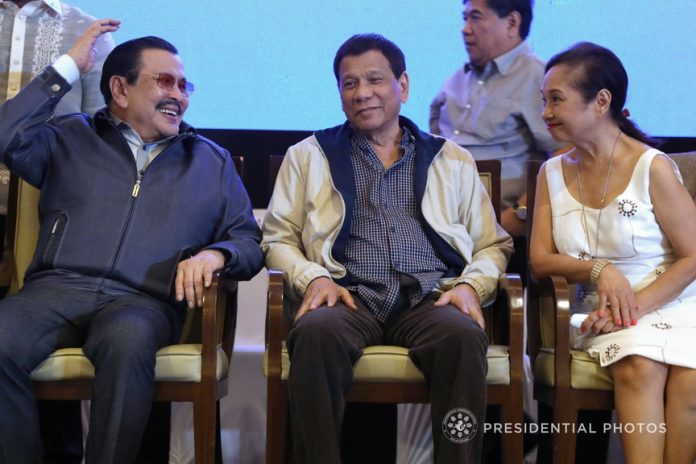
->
xmin=147 ymin=73 xmax=195 ymax=96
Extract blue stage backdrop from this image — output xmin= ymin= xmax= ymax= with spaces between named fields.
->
xmin=70 ymin=0 xmax=695 ymax=137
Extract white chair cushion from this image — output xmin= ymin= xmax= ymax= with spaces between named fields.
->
xmin=534 ymin=347 xmax=614 ymax=391
xmin=263 ymin=344 xmax=511 ymax=385
xmin=30 ymin=344 xmax=229 ymax=382
xmin=30 ymin=348 xmax=94 ymax=380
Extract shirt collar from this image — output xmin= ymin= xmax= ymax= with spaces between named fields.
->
xmin=109 ymin=112 xmax=175 ymax=149
xmin=0 ymin=0 xmax=62 ymax=14
xmin=464 ymin=40 xmax=531 ymax=77
xmin=351 ymin=125 xmax=415 ymax=164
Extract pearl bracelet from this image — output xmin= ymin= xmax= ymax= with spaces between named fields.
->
xmin=590 ymin=259 xmax=612 ymax=284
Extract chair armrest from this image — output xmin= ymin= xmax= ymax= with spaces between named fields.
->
xmin=528 ymin=274 xmax=572 ymax=388
xmin=266 ymin=269 xmax=285 ymax=379
xmin=199 ymin=272 xmax=237 ymax=382
xmin=496 ymin=273 xmax=524 ymax=385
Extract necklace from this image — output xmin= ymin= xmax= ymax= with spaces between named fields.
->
xmin=576 ymin=130 xmax=622 ymax=259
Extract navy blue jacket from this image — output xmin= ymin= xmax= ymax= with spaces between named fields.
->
xmin=0 ymin=67 xmax=263 ymax=302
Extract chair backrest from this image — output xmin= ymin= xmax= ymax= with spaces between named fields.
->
xmin=525 ymin=159 xmax=548 ymax=358
xmin=474 ymin=159 xmax=501 ymax=222
xmin=233 ymin=155 xmax=245 ymax=181
xmin=268 ymin=154 xmax=284 ymax=199
xmin=667 ymin=151 xmax=696 ymax=202
xmin=6 ymin=178 xmax=40 ymax=293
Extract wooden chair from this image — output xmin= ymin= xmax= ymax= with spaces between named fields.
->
xmin=3 ymin=156 xmax=247 ymax=464
xmin=525 ymin=151 xmax=696 ymax=463
xmin=264 ymin=155 xmax=524 ymax=463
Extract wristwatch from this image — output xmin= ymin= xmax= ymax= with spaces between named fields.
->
xmin=514 ymin=203 xmax=527 ymax=221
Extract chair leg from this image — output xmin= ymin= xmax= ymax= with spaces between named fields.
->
xmin=216 ymin=403 xmax=223 ymax=463
xmin=553 ymin=402 xmax=578 ymax=464
xmin=266 ymin=379 xmax=290 ymax=464
xmin=500 ymin=390 xmax=524 ymax=464
xmin=193 ymin=389 xmax=217 ymax=464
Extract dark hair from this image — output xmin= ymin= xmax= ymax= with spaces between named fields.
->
xmin=546 ymin=42 xmax=654 ymax=145
xmin=333 ymin=33 xmax=406 ymax=83
xmin=464 ymin=0 xmax=533 ymax=40
xmin=100 ymin=36 xmax=178 ymax=106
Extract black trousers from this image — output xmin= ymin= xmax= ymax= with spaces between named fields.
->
xmin=39 ymin=401 xmax=172 ymax=464
xmin=286 ymin=294 xmax=488 ymax=464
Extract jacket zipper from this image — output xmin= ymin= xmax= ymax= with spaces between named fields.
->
xmin=97 ymin=126 xmax=192 ymax=292
xmin=101 ymin=172 xmax=141 ymax=291
xmin=41 ymin=215 xmax=64 ymax=263
xmin=132 ymin=174 xmax=142 ymax=197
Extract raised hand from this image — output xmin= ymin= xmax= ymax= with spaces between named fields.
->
xmin=67 ymin=19 xmax=120 ymax=74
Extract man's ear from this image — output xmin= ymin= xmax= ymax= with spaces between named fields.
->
xmin=109 ymin=75 xmax=129 ymax=109
xmin=506 ymin=11 xmax=522 ymax=39
xmin=398 ymin=71 xmax=410 ymax=103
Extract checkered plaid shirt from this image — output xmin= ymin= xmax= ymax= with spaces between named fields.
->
xmin=343 ymin=127 xmax=448 ymax=322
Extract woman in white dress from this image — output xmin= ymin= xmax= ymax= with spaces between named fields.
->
xmin=530 ymin=42 xmax=696 ymax=464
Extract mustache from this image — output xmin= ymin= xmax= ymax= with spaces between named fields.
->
xmin=156 ymin=99 xmax=182 ymax=114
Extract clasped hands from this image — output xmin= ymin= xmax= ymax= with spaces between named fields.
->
xmin=580 ymin=264 xmax=641 ymax=334
xmin=296 ymin=277 xmax=484 ymax=329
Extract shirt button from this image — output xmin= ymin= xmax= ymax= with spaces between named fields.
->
xmin=465 ymin=103 xmax=471 ymax=109
xmin=454 ymin=129 xmax=461 ymax=135
xmin=12 ymin=59 xmax=19 ymax=65
xmin=478 ymin=80 xmax=484 ymax=85
xmin=18 ymin=14 xmax=25 ymax=20
xmin=14 ymin=35 xmax=21 ymax=41
xmin=51 ymin=83 xmax=61 ymax=92
xmin=10 ymin=85 xmax=17 ymax=91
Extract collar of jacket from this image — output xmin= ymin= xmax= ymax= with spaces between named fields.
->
xmin=92 ymin=109 xmax=197 ymax=153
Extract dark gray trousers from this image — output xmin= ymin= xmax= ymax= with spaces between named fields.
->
xmin=286 ymin=295 xmax=488 ymax=464
xmin=0 ymin=283 xmax=181 ymax=464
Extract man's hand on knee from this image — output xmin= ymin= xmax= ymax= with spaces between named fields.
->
xmin=295 ymin=277 xmax=356 ymax=322
xmin=434 ymin=284 xmax=484 ymax=330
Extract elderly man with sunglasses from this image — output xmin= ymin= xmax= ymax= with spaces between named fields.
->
xmin=0 ymin=20 xmax=263 ymax=464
